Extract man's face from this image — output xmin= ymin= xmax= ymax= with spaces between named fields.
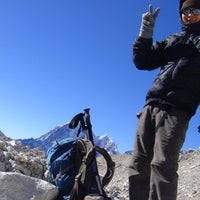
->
xmin=181 ymin=7 xmax=200 ymax=24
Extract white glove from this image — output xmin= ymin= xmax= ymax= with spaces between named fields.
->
xmin=139 ymin=4 xmax=160 ymax=39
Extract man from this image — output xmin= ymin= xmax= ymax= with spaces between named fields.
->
xmin=129 ymin=0 xmax=200 ymax=200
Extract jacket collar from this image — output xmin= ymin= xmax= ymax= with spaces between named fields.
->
xmin=181 ymin=21 xmax=200 ymax=34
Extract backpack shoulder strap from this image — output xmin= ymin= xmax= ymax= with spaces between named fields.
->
xmin=76 ymin=139 xmax=96 ymax=182
xmin=95 ymin=146 xmax=115 ymax=187
xmin=75 ymin=139 xmax=115 ymax=187
xmin=70 ymin=139 xmax=96 ymax=200
xmin=70 ymin=139 xmax=115 ymax=200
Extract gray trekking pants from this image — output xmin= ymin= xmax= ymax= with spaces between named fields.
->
xmin=129 ymin=103 xmax=189 ymax=200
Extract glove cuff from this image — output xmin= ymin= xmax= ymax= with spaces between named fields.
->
xmin=139 ymin=26 xmax=153 ymax=39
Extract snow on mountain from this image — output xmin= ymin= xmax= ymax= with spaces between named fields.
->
xmin=94 ymin=135 xmax=119 ymax=155
xmin=18 ymin=122 xmax=119 ymax=155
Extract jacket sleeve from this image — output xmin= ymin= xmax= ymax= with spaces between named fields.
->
xmin=133 ymin=36 xmax=166 ymax=70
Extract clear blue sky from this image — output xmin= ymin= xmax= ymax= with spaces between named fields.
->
xmin=0 ymin=0 xmax=199 ymax=153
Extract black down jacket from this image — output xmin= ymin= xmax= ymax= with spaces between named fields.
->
xmin=133 ymin=22 xmax=200 ymax=117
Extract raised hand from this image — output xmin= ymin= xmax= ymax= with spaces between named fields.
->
xmin=139 ymin=4 xmax=160 ymax=39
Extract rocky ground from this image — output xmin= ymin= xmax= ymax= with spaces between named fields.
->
xmin=98 ymin=151 xmax=200 ymax=200
xmin=1 ymin=133 xmax=200 ymax=199
xmin=0 ymin=134 xmax=47 ymax=179
xmin=177 ymin=150 xmax=200 ymax=200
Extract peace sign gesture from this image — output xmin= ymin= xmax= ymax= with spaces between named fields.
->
xmin=139 ymin=4 xmax=160 ymax=39
xmin=147 ymin=4 xmax=160 ymax=25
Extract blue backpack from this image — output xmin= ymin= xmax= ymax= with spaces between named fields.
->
xmin=47 ymin=137 xmax=115 ymax=200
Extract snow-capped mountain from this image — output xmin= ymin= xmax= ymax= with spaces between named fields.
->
xmin=18 ymin=122 xmax=119 ymax=155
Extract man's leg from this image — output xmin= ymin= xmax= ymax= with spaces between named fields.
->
xmin=129 ymin=105 xmax=155 ymax=200
xmin=149 ymin=108 xmax=189 ymax=200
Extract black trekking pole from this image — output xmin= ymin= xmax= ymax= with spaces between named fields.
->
xmin=84 ymin=108 xmax=104 ymax=195
xmin=84 ymin=108 xmax=95 ymax=145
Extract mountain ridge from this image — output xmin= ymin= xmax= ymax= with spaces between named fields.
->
xmin=17 ymin=122 xmax=120 ymax=155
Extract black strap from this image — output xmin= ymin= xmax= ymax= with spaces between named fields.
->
xmin=68 ymin=113 xmax=87 ymax=137
xmin=55 ymin=163 xmax=75 ymax=182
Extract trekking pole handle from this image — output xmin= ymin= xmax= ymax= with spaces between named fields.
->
xmin=84 ymin=108 xmax=94 ymax=144
xmin=84 ymin=108 xmax=90 ymax=116
xmin=84 ymin=108 xmax=92 ymax=127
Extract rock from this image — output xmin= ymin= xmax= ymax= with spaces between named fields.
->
xmin=0 ymin=135 xmax=47 ymax=179
xmin=0 ymin=171 xmax=58 ymax=200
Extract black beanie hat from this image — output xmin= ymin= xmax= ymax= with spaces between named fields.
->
xmin=181 ymin=0 xmax=200 ymax=11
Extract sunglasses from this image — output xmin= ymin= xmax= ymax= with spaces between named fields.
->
xmin=182 ymin=8 xmax=200 ymax=15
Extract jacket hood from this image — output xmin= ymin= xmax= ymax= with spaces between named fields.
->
xmin=180 ymin=0 xmax=185 ymax=11
xmin=180 ymin=0 xmax=200 ymax=12
xmin=179 ymin=0 xmax=186 ymax=23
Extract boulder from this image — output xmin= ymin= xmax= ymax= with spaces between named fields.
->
xmin=0 ymin=172 xmax=58 ymax=200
